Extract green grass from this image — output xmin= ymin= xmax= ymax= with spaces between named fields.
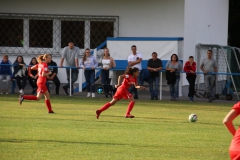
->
xmin=0 ymin=95 xmax=238 ymax=160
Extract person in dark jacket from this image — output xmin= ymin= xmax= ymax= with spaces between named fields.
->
xmin=47 ymin=54 xmax=60 ymax=95
xmin=0 ymin=55 xmax=13 ymax=94
xmin=28 ymin=57 xmax=38 ymax=95
xmin=147 ymin=52 xmax=163 ymax=100
xmin=13 ymin=55 xmax=27 ymax=94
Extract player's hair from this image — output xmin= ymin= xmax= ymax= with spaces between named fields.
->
xmin=37 ymin=54 xmax=50 ymax=63
xmin=131 ymin=45 xmax=136 ymax=48
xmin=170 ymin=53 xmax=178 ymax=62
xmin=125 ymin=67 xmax=139 ymax=75
xmin=3 ymin=54 xmax=8 ymax=58
xmin=189 ymin=56 xmax=194 ymax=59
xmin=82 ymin=48 xmax=91 ymax=64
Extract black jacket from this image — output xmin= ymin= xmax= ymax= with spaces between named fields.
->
xmin=166 ymin=70 xmax=176 ymax=85
xmin=48 ymin=60 xmax=58 ymax=75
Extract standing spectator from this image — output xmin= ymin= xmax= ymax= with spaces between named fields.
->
xmin=166 ymin=54 xmax=183 ymax=101
xmin=96 ymin=67 xmax=146 ymax=119
xmin=28 ymin=57 xmax=38 ymax=95
xmin=100 ymin=48 xmax=116 ymax=98
xmin=184 ymin=56 xmax=196 ymax=102
xmin=47 ymin=54 xmax=60 ymax=95
xmin=13 ymin=55 xmax=27 ymax=94
xmin=60 ymin=42 xmax=80 ymax=96
xmin=147 ymin=52 xmax=163 ymax=100
xmin=80 ymin=48 xmax=98 ymax=98
xmin=19 ymin=54 xmax=54 ymax=114
xmin=223 ymin=102 xmax=240 ymax=160
xmin=200 ymin=50 xmax=218 ymax=102
xmin=0 ymin=54 xmax=13 ymax=94
xmin=128 ymin=45 xmax=142 ymax=99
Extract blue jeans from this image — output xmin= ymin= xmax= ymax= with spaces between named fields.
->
xmin=101 ymin=70 xmax=112 ymax=94
xmin=149 ymin=76 xmax=159 ymax=98
xmin=169 ymin=76 xmax=180 ymax=99
xmin=204 ymin=75 xmax=216 ymax=99
xmin=84 ymin=69 xmax=95 ymax=92
xmin=64 ymin=68 xmax=79 ymax=90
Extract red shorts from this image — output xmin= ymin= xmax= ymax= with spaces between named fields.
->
xmin=113 ymin=88 xmax=132 ymax=100
xmin=37 ymin=82 xmax=48 ymax=94
xmin=230 ymin=150 xmax=240 ymax=160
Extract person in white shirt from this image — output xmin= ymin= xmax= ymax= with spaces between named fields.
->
xmin=80 ymin=48 xmax=98 ymax=98
xmin=128 ymin=45 xmax=142 ymax=99
xmin=100 ymin=48 xmax=116 ymax=98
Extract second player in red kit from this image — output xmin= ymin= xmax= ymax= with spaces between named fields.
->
xmin=96 ymin=67 xmax=146 ymax=119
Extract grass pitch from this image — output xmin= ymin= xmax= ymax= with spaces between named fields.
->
xmin=0 ymin=94 xmax=238 ymax=160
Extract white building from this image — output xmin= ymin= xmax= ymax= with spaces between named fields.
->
xmin=0 ymin=0 xmax=229 ymax=96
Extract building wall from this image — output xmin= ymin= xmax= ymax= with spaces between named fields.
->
xmin=0 ymin=0 xmax=185 ymax=37
xmin=183 ymin=0 xmax=229 ymax=85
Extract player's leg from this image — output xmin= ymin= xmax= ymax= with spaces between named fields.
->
xmin=43 ymin=91 xmax=54 ymax=113
xmin=96 ymin=98 xmax=118 ymax=119
xmin=125 ymin=97 xmax=135 ymax=118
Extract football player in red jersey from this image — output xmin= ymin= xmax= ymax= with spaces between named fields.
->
xmin=19 ymin=54 xmax=54 ymax=113
xmin=96 ymin=67 xmax=146 ymax=119
xmin=223 ymin=102 xmax=240 ymax=160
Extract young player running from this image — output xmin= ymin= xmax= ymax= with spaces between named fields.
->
xmin=96 ymin=67 xmax=146 ymax=119
xmin=19 ymin=54 xmax=54 ymax=113
xmin=223 ymin=102 xmax=240 ymax=159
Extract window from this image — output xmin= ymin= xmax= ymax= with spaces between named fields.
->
xmin=0 ymin=19 xmax=23 ymax=47
xmin=90 ymin=21 xmax=114 ymax=48
xmin=61 ymin=21 xmax=84 ymax=48
xmin=29 ymin=20 xmax=53 ymax=48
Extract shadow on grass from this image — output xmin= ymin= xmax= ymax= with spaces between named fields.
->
xmin=0 ymin=138 xmax=129 ymax=146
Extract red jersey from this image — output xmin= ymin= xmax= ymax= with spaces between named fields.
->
xmin=37 ymin=62 xmax=49 ymax=84
xmin=183 ymin=61 xmax=196 ymax=76
xmin=113 ymin=74 xmax=137 ymax=100
xmin=230 ymin=102 xmax=240 ymax=153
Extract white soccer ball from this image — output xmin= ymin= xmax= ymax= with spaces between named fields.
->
xmin=189 ymin=113 xmax=198 ymax=122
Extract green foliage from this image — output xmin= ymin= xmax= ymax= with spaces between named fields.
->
xmin=0 ymin=95 xmax=238 ymax=160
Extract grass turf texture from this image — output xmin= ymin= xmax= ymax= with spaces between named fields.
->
xmin=0 ymin=95 xmax=238 ymax=160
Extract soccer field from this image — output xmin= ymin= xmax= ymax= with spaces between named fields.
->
xmin=0 ymin=95 xmax=237 ymax=160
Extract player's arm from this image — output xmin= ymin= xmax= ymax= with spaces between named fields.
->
xmin=115 ymin=75 xmax=124 ymax=88
xmin=223 ymin=109 xmax=238 ymax=136
xmin=31 ymin=64 xmax=38 ymax=70
xmin=134 ymin=84 xmax=147 ymax=90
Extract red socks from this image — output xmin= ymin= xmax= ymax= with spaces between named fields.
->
xmin=45 ymin=100 xmax=53 ymax=112
xmin=99 ymin=102 xmax=111 ymax=112
xmin=23 ymin=95 xmax=37 ymax=100
xmin=126 ymin=101 xmax=135 ymax=115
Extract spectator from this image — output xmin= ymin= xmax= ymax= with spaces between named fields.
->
xmin=47 ymin=54 xmax=60 ymax=95
xmin=100 ymin=48 xmax=116 ymax=98
xmin=60 ymin=42 xmax=80 ymax=96
xmin=128 ymin=45 xmax=142 ymax=99
xmin=183 ymin=56 xmax=197 ymax=102
xmin=200 ymin=50 xmax=218 ymax=102
xmin=166 ymin=54 xmax=183 ymax=101
xmin=80 ymin=48 xmax=98 ymax=98
xmin=28 ymin=57 xmax=38 ymax=95
xmin=147 ymin=52 xmax=163 ymax=100
xmin=223 ymin=102 xmax=240 ymax=160
xmin=0 ymin=54 xmax=13 ymax=94
xmin=13 ymin=55 xmax=27 ymax=94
